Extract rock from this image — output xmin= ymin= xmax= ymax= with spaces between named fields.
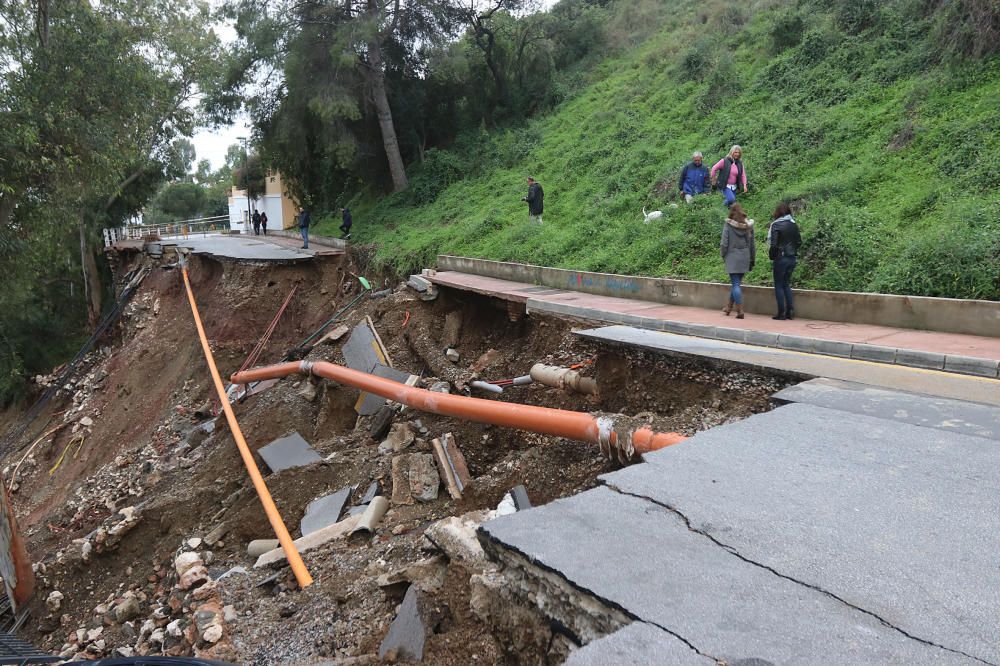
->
xmin=166 ymin=619 xmax=183 ymax=637
xmin=187 ymin=537 xmax=203 ymax=550
xmin=114 ymin=596 xmax=141 ymax=623
xmin=222 ymin=606 xmax=238 ymax=624
xmin=174 ymin=551 xmax=203 ymax=576
xmin=383 ymin=423 xmax=415 ymax=452
xmin=427 ymin=382 xmax=450 ymax=394
xmin=247 ymin=539 xmax=280 ymax=558
xmin=80 ymin=540 xmax=93 ymax=563
xmin=46 ymin=591 xmax=64 ymax=613
xmin=79 ymin=416 xmax=94 ymax=427
xmin=408 ymin=454 xmax=440 ymax=503
xmin=178 ymin=565 xmax=210 ymax=590
xmin=86 ymin=627 xmax=104 ymax=642
xmin=298 ymin=381 xmax=318 ymax=402
xmin=116 ymin=646 xmax=135 ymax=657
xmin=390 ymin=456 xmax=414 ymax=506
xmin=202 ymin=623 xmax=223 ymax=643
xmin=471 ymin=348 xmax=501 ymax=373
xmin=445 ymin=348 xmax=460 ymax=363
xmin=423 ymin=511 xmax=491 ymax=569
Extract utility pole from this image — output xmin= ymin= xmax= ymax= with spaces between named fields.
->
xmin=237 ymin=136 xmax=249 ymax=232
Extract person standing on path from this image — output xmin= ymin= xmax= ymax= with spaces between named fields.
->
xmin=339 ymin=207 xmax=352 ymax=239
xmin=260 ymin=211 xmax=268 ymax=235
xmin=720 ymin=203 xmax=755 ymax=319
xmin=522 ymin=177 xmax=544 ymax=225
xmin=768 ymin=202 xmax=801 ymax=320
xmin=710 ymin=145 xmax=749 ymax=208
xmin=678 ymin=151 xmax=710 ymax=203
xmin=298 ymin=206 xmax=311 ymax=249
xmin=252 ymin=210 xmax=261 ymax=236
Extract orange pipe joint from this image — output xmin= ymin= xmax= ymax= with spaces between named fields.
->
xmin=232 ymin=361 xmax=686 ymax=461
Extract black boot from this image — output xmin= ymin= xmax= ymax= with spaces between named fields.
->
xmin=772 ymin=311 xmax=786 ymax=320
xmin=786 ymin=309 xmax=795 ymax=320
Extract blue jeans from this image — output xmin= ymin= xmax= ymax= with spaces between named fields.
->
xmin=722 ymin=186 xmax=737 ymax=207
xmin=773 ymin=256 xmax=797 ymax=313
xmin=729 ymin=273 xmax=744 ymax=305
xmin=300 ymin=225 xmax=309 ymax=248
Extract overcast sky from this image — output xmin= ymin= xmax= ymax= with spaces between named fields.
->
xmin=191 ymin=0 xmax=559 ymax=170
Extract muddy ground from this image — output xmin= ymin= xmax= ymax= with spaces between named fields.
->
xmin=3 ymin=248 xmax=793 ymax=664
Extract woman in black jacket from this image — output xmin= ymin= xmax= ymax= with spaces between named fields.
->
xmin=768 ymin=202 xmax=801 ymax=320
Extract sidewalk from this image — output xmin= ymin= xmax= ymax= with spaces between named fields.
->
xmin=428 ymin=271 xmax=1000 ymax=379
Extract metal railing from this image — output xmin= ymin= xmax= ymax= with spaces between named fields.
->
xmin=103 ymin=214 xmax=232 ymax=247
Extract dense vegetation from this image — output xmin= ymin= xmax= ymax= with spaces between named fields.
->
xmin=247 ymin=0 xmax=996 ymax=301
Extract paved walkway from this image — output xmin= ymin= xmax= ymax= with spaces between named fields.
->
xmin=429 ymin=271 xmax=1000 ymax=378
xmin=114 ymin=233 xmax=343 ymax=262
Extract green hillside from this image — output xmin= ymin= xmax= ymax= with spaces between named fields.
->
xmin=315 ymin=1 xmax=1000 ymax=300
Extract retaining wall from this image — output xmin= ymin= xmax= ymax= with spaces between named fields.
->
xmin=436 ymin=255 xmax=1000 ymax=338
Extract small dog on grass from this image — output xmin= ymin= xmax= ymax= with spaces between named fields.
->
xmin=642 ymin=206 xmax=663 ymax=224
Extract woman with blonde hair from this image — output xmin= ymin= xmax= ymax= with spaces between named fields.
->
xmin=720 ymin=203 xmax=755 ymax=319
xmin=710 ymin=145 xmax=749 ymax=207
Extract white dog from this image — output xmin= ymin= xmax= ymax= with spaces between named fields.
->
xmin=642 ymin=206 xmax=663 ymax=224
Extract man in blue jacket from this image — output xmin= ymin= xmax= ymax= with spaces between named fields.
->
xmin=678 ymin=152 xmax=709 ymax=203
xmin=298 ymin=206 xmax=311 ymax=249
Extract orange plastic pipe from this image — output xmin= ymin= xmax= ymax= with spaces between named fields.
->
xmin=181 ymin=265 xmax=313 ymax=588
xmin=232 ymin=361 xmax=686 ymax=456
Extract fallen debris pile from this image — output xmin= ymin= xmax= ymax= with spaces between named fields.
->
xmin=4 ymin=250 xmax=791 ymax=664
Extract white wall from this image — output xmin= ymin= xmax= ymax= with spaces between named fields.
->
xmin=229 ymin=194 xmax=286 ymax=232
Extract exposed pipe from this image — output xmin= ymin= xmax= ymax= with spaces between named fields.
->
xmin=180 ymin=260 xmax=313 ymax=588
xmin=530 ymin=363 xmax=598 ymax=395
xmin=470 ymin=380 xmax=504 ymax=394
xmin=232 ymin=361 xmax=686 ymax=460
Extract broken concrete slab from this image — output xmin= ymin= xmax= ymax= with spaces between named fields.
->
xmin=565 ymin=622 xmax=713 ymax=666
xmin=480 ymin=486 xmax=971 ymax=664
xmin=431 ymin=433 xmax=472 ymax=500
xmin=360 ymin=481 xmax=381 ymax=505
xmin=509 ymin=485 xmax=532 ymax=511
xmin=383 ymin=423 xmax=415 ymax=452
xmin=378 ymin=585 xmax=425 ymax=662
xmin=300 ymin=486 xmax=352 ymax=537
xmin=257 ymin=432 xmax=322 ymax=473
xmin=424 ymin=511 xmax=490 ymax=569
xmin=318 ymin=324 xmax=350 ymax=346
xmin=602 ymin=402 xmax=1000 ymax=663
xmin=343 ymin=319 xmax=390 ymax=375
xmin=355 ymin=363 xmax=417 ymax=416
xmin=376 ymin=556 xmax=448 ymax=600
xmin=391 ymin=456 xmax=414 ymax=505
xmin=407 ymin=274 xmax=431 ymax=293
xmin=773 ymin=377 xmax=1000 ymax=441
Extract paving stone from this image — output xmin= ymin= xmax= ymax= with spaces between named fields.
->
xmin=895 ymin=348 xmax=945 ymax=370
xmin=850 ymin=343 xmax=896 ymax=363
xmin=481 ymin=486 xmax=968 ymax=664
xmin=378 ymin=585 xmax=426 ymax=662
xmin=773 ymin=378 xmax=1000 ymax=441
xmin=256 ymin=432 xmax=322 ymax=473
xmin=300 ymin=486 xmax=352 ymax=536
xmin=944 ymin=354 xmax=1000 ymax=378
xmin=604 ymin=403 xmax=999 ymax=663
xmin=565 ymin=622 xmax=712 ymax=666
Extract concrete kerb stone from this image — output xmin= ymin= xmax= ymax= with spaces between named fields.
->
xmin=712 ymin=327 xmax=747 ymax=344
xmin=895 ymin=349 xmax=946 ymax=371
xmin=745 ymin=330 xmax=780 ymax=347
xmin=851 ymin=344 xmax=897 ymax=364
xmin=944 ymin=355 xmax=1000 ymax=379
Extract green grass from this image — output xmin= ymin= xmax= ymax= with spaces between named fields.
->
xmin=315 ymin=3 xmax=1000 ymax=300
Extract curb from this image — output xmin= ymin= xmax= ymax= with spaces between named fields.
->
xmin=269 ymin=229 xmax=348 ymax=250
xmin=525 ymin=298 xmax=999 ymax=380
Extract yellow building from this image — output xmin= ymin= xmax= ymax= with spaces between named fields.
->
xmin=228 ymin=172 xmax=299 ymax=231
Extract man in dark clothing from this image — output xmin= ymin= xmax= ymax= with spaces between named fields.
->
xmin=252 ymin=210 xmax=261 ymax=236
xmin=522 ymin=177 xmax=544 ymax=225
xmin=298 ymin=206 xmax=311 ymax=249
xmin=768 ymin=205 xmax=802 ymax=320
xmin=260 ymin=211 xmax=268 ymax=235
xmin=678 ymin=151 xmax=709 ymax=203
xmin=339 ymin=207 xmax=352 ymax=239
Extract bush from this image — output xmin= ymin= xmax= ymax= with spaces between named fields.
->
xmin=768 ymin=12 xmax=805 ymax=54
xmin=403 ymin=148 xmax=467 ymax=206
xmin=926 ymin=0 xmax=1000 ymax=60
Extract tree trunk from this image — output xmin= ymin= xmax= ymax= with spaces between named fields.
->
xmin=78 ymin=216 xmax=102 ymax=328
xmin=366 ymin=36 xmax=408 ymax=192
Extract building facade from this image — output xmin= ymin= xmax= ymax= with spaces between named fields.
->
xmin=228 ymin=172 xmax=299 ymax=232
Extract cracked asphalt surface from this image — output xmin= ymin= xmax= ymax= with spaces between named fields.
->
xmin=481 ymin=396 xmax=1000 ymax=664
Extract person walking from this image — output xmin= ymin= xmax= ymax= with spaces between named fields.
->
xmin=710 ymin=145 xmax=748 ymax=208
xmin=252 ymin=210 xmax=261 ymax=236
xmin=260 ymin=211 xmax=268 ymax=235
xmin=522 ymin=177 xmax=544 ymax=225
xmin=720 ymin=203 xmax=755 ymax=319
xmin=768 ymin=202 xmax=801 ymax=320
xmin=678 ymin=151 xmax=710 ymax=203
xmin=298 ymin=206 xmax=311 ymax=249
xmin=339 ymin=207 xmax=352 ymax=239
